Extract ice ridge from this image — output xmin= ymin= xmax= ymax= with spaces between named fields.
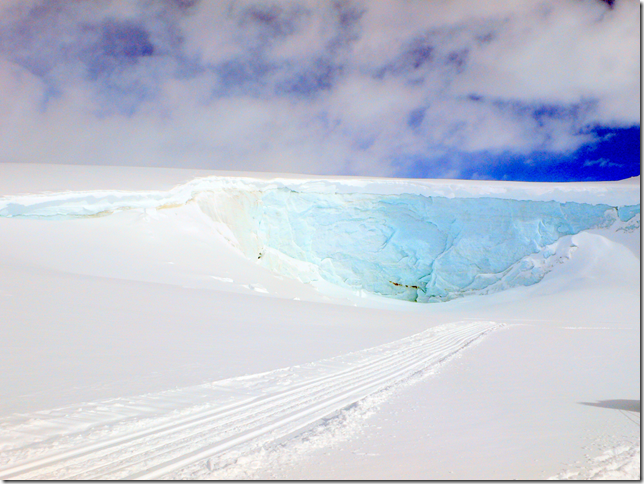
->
xmin=195 ymin=188 xmax=639 ymax=302
xmin=0 ymin=179 xmax=639 ymax=302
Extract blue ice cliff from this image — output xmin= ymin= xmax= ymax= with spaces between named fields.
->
xmin=195 ymin=187 xmax=639 ymax=302
xmin=1 ymin=178 xmax=639 ymax=302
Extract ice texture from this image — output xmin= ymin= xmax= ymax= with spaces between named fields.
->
xmin=197 ymin=188 xmax=638 ymax=302
xmin=0 ymin=179 xmax=639 ymax=303
xmin=617 ymin=205 xmax=640 ymax=222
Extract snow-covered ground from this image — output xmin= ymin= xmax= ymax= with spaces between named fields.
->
xmin=0 ymin=163 xmax=639 ymax=480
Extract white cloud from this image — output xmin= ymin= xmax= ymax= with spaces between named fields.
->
xmin=448 ymin=0 xmax=639 ymax=122
xmin=0 ymin=0 xmax=638 ymax=177
xmin=583 ymin=158 xmax=623 ymax=168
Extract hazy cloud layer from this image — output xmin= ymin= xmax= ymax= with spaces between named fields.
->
xmin=0 ymin=0 xmax=639 ymax=177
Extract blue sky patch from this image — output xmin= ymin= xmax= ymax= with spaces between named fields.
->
xmin=400 ymin=126 xmax=640 ymax=182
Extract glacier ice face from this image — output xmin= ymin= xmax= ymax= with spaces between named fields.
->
xmin=617 ymin=205 xmax=641 ymax=222
xmin=0 ymin=177 xmax=639 ymax=303
xmin=196 ymin=188 xmax=638 ymax=302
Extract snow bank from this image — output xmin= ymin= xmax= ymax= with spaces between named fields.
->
xmin=0 ymin=176 xmax=639 ymax=302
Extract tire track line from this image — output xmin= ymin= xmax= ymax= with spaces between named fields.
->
xmin=128 ymin=324 xmax=497 ymax=480
xmin=1 ymin=322 xmax=499 ymax=480
xmin=86 ymin=324 xmax=497 ymax=480
xmin=62 ymin=327 xmax=480 ymax=479
xmin=1 ymin=326 xmax=471 ymax=478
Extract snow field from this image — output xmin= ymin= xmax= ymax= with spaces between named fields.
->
xmin=0 ymin=321 xmax=500 ymax=480
xmin=0 ymin=164 xmax=639 ymax=479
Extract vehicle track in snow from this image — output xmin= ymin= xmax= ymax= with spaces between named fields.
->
xmin=0 ymin=321 xmax=500 ymax=480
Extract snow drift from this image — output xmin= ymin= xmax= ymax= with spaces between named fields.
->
xmin=0 ymin=176 xmax=639 ymax=302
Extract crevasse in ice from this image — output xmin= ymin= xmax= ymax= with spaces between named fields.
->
xmin=196 ymin=188 xmax=639 ymax=302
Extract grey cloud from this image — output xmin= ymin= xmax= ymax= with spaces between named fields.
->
xmin=407 ymin=108 xmax=426 ymax=129
xmin=275 ymin=57 xmax=339 ymax=97
xmin=98 ymin=20 xmax=154 ymax=60
xmin=238 ymin=2 xmax=303 ymax=40
xmin=0 ymin=2 xmax=180 ymax=114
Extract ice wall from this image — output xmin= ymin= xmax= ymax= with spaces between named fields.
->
xmin=196 ymin=188 xmax=639 ymax=302
xmin=0 ymin=177 xmax=639 ymax=303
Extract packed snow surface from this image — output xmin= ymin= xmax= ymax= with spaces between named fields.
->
xmin=0 ymin=321 xmax=500 ymax=480
xmin=0 ymin=176 xmax=638 ymax=302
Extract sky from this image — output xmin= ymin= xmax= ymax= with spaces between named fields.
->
xmin=0 ymin=0 xmax=639 ymax=181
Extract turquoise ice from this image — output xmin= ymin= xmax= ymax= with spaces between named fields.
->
xmin=0 ymin=182 xmax=638 ymax=302
xmin=254 ymin=189 xmax=638 ymax=302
